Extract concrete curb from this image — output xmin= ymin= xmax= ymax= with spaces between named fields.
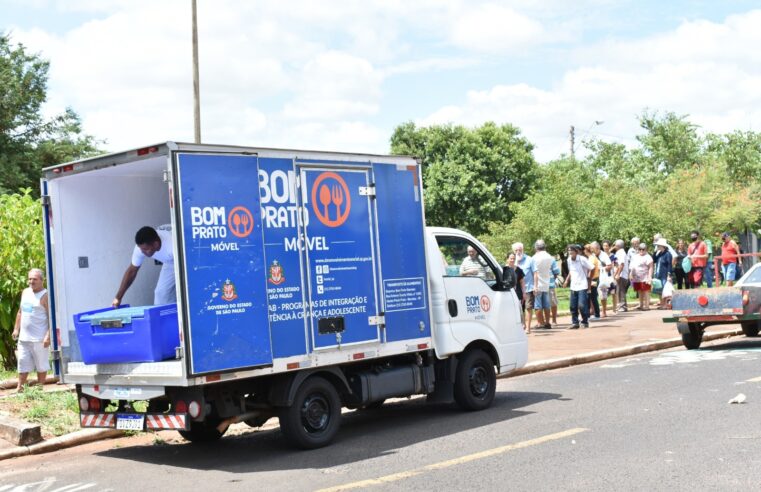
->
xmin=0 ymin=429 xmax=124 ymax=461
xmin=503 ymin=328 xmax=743 ymax=379
xmin=0 ymin=377 xmax=60 ymax=390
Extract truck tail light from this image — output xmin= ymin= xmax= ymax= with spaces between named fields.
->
xmin=697 ymin=296 xmax=709 ymax=307
xmin=174 ymin=400 xmax=187 ymax=413
xmin=188 ymin=400 xmax=201 ymax=418
xmin=742 ymin=291 xmax=749 ymax=306
xmin=81 ymin=396 xmax=101 ymax=412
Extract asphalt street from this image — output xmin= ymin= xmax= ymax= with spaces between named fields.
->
xmin=3 ymin=337 xmax=761 ymax=491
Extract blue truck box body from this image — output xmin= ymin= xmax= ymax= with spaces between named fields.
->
xmin=175 ymin=152 xmax=431 ymax=376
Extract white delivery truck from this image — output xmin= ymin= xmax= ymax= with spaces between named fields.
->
xmin=42 ymin=142 xmax=527 ymax=448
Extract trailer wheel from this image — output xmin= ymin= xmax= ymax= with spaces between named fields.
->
xmin=454 ymin=349 xmax=496 ymax=411
xmin=741 ymin=321 xmax=760 ymax=337
xmin=178 ymin=419 xmax=225 ymax=443
xmin=278 ymin=376 xmax=341 ymax=449
xmin=679 ymin=322 xmax=703 ymax=350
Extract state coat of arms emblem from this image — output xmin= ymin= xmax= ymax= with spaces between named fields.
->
xmin=221 ymin=279 xmax=238 ymax=302
xmin=268 ymin=260 xmax=285 ymax=285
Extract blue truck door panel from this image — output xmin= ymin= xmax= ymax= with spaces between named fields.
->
xmin=372 ymin=163 xmax=431 ymax=341
xmin=176 ymin=153 xmax=273 ymax=374
xmin=258 ymin=157 xmax=309 ymax=358
xmin=298 ymin=166 xmax=380 ymax=349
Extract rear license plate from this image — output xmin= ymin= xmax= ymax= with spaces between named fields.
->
xmin=116 ymin=414 xmax=145 ymax=430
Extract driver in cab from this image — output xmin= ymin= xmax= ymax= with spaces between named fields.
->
xmin=460 ymin=246 xmax=487 ymax=279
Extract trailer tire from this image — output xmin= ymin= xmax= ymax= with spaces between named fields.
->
xmin=178 ymin=419 xmax=225 ymax=443
xmin=454 ymin=349 xmax=496 ymax=411
xmin=278 ymin=376 xmax=341 ymax=449
xmin=741 ymin=321 xmax=760 ymax=337
xmin=679 ymin=322 xmax=703 ymax=350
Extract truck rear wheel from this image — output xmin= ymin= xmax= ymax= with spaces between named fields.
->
xmin=679 ymin=322 xmax=703 ymax=350
xmin=741 ymin=321 xmax=760 ymax=337
xmin=278 ymin=376 xmax=341 ymax=449
xmin=454 ymin=349 xmax=496 ymax=411
xmin=178 ymin=419 xmax=225 ymax=443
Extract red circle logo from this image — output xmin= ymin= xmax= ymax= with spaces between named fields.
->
xmin=480 ymin=295 xmax=491 ymax=312
xmin=311 ymin=172 xmax=351 ymax=228
xmin=228 ymin=206 xmax=254 ymax=238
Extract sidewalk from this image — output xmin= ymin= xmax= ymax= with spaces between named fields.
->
xmin=0 ymin=307 xmax=744 ymax=458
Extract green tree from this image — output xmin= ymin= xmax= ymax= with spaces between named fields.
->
xmin=705 ymin=130 xmax=761 ymax=184
xmin=390 ymin=121 xmax=538 ymax=235
xmin=586 ymin=111 xmax=704 ymax=186
xmin=0 ymin=189 xmax=46 ymax=369
xmin=0 ymin=33 xmax=100 ymax=194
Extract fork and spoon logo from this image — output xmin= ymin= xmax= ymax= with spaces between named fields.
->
xmin=311 ymin=172 xmax=351 ymax=227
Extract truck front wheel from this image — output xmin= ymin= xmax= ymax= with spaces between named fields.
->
xmin=741 ymin=321 xmax=760 ymax=337
xmin=679 ymin=322 xmax=703 ymax=350
xmin=279 ymin=376 xmax=341 ymax=449
xmin=454 ymin=349 xmax=496 ymax=411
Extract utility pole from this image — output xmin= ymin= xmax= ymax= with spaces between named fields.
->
xmin=192 ymin=0 xmax=201 ymax=143
xmin=569 ymin=125 xmax=575 ymax=159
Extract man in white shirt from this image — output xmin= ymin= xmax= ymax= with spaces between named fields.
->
xmin=563 ymin=244 xmax=592 ymax=329
xmin=613 ymin=239 xmax=630 ymax=312
xmin=113 ymin=226 xmax=176 ymax=307
xmin=460 ymin=246 xmax=487 ymax=278
xmin=532 ymin=239 xmax=554 ymax=329
xmin=12 ymin=268 xmax=50 ymax=392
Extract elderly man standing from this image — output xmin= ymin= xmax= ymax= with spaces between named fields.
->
xmin=532 ymin=240 xmax=554 ymax=329
xmin=613 ymin=239 xmax=630 ymax=312
xmin=513 ymin=242 xmax=536 ymax=333
xmin=12 ymin=268 xmax=50 ymax=392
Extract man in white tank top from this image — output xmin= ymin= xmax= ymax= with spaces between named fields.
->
xmin=12 ymin=268 xmax=50 ymax=392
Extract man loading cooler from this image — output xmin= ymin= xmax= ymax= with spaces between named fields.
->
xmin=113 ymin=226 xmax=176 ymax=307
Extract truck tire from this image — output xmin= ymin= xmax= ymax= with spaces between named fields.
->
xmin=679 ymin=322 xmax=703 ymax=350
xmin=454 ymin=349 xmax=496 ymax=411
xmin=278 ymin=376 xmax=341 ymax=449
xmin=178 ymin=419 xmax=225 ymax=443
xmin=741 ymin=321 xmax=760 ymax=337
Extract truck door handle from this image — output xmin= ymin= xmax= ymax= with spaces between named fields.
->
xmin=448 ymin=299 xmax=458 ymax=317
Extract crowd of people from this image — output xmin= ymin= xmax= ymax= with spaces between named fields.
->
xmin=506 ymin=230 xmax=745 ymax=334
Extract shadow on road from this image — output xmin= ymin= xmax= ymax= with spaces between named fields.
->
xmin=96 ymin=390 xmax=564 ymax=472
xmin=699 ymin=337 xmax=761 ymax=351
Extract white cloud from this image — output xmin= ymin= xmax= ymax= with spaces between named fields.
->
xmin=418 ymin=10 xmax=761 ymax=162
xmin=450 ymin=4 xmax=545 ymax=53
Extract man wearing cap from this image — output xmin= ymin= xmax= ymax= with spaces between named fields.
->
xmin=720 ymin=232 xmax=741 ymax=286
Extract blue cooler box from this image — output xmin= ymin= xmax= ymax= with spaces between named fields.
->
xmin=73 ymin=304 xmax=180 ymax=364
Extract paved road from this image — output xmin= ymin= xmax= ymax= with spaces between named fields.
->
xmin=3 ymin=337 xmax=761 ymax=491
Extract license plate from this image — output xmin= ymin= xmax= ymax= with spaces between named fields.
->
xmin=116 ymin=414 xmax=145 ymax=430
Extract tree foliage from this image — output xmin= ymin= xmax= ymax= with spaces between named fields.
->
xmin=0 ymin=33 xmax=101 ymax=195
xmin=0 ymin=190 xmax=46 ymax=369
xmin=390 ymin=121 xmax=538 ymax=236
xmin=480 ymin=111 xmax=761 ymax=257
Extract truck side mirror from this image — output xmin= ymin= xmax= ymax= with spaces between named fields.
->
xmin=502 ymin=266 xmax=516 ymax=291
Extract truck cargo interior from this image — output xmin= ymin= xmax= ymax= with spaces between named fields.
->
xmin=47 ymin=155 xmax=172 ymax=361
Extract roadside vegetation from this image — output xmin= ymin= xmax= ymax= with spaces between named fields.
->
xmin=0 ymin=385 xmax=79 ymax=438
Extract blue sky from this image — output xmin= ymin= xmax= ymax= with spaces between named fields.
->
xmin=3 ymin=0 xmax=760 ymax=161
